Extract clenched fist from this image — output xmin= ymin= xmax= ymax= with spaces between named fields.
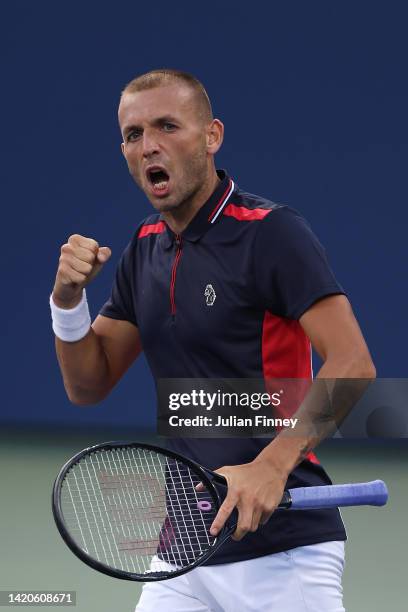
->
xmin=52 ymin=234 xmax=111 ymax=308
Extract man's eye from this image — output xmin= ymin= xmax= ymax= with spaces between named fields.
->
xmin=127 ymin=131 xmax=141 ymax=141
xmin=163 ymin=123 xmax=176 ymax=132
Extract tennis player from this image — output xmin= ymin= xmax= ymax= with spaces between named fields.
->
xmin=50 ymin=69 xmax=375 ymax=611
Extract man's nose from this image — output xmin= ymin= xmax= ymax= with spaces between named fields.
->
xmin=142 ymin=130 xmax=160 ymax=157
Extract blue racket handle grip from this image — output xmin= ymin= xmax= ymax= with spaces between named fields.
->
xmin=288 ymin=480 xmax=388 ymax=510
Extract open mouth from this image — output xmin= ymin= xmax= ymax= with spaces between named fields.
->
xmin=147 ymin=167 xmax=170 ymax=193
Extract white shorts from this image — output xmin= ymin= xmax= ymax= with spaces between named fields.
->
xmin=135 ymin=540 xmax=345 ymax=612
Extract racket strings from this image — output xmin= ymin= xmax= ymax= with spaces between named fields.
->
xmin=61 ymin=447 xmax=218 ymax=576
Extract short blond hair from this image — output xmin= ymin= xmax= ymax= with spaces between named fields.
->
xmin=121 ymin=69 xmax=213 ymax=122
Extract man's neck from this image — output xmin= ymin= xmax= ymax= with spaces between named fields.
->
xmin=163 ymin=169 xmax=220 ymax=235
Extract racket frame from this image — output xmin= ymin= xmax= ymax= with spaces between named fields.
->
xmin=52 ymin=441 xmax=230 ymax=582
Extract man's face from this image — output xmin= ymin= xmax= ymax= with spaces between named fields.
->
xmin=119 ymin=84 xmax=211 ymax=213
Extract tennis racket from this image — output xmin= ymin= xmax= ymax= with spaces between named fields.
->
xmin=52 ymin=441 xmax=388 ymax=581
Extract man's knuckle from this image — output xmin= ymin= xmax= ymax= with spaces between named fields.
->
xmin=239 ymin=521 xmax=251 ymax=532
xmin=83 ymin=262 xmax=93 ymax=275
xmin=88 ymin=238 xmax=99 ymax=251
xmin=253 ymin=501 xmax=264 ymax=514
xmin=83 ymin=250 xmax=96 ymax=264
xmin=227 ymin=498 xmax=239 ymax=510
xmin=227 ymin=487 xmax=239 ymax=499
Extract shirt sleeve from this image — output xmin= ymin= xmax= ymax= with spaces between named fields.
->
xmin=253 ymin=206 xmax=345 ymax=320
xmin=99 ymin=238 xmax=138 ymax=326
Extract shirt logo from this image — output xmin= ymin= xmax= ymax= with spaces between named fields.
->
xmin=204 ymin=284 xmax=216 ymax=306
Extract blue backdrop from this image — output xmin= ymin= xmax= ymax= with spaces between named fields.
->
xmin=2 ymin=1 xmax=407 ymax=430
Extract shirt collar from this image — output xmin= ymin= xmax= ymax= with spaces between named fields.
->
xmin=160 ymin=169 xmax=235 ymax=249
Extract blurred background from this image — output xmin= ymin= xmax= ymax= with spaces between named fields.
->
xmin=1 ymin=1 xmax=407 ymax=610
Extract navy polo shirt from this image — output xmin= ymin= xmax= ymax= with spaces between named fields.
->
xmin=100 ymin=170 xmax=347 ymax=564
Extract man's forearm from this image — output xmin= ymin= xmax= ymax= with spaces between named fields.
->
xmin=255 ymin=354 xmax=376 ymax=475
xmin=55 ymin=329 xmax=111 ymax=405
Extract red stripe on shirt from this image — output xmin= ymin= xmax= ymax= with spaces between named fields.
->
xmin=223 ymin=203 xmax=272 ymax=221
xmin=138 ymin=221 xmax=166 ymax=238
xmin=262 ymin=311 xmax=312 ymax=379
xmin=261 ymin=311 xmax=319 ymax=464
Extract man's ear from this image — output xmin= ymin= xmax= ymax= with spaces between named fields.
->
xmin=121 ymin=142 xmax=125 ymax=157
xmin=207 ymin=119 xmax=224 ymax=155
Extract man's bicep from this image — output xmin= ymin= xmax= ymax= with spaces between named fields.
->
xmin=299 ymin=294 xmax=371 ymax=363
xmin=92 ymin=315 xmax=142 ymax=387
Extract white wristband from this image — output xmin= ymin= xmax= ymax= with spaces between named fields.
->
xmin=50 ymin=289 xmax=91 ymax=342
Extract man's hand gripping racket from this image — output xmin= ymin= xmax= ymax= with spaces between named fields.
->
xmin=52 ymin=442 xmax=388 ymax=582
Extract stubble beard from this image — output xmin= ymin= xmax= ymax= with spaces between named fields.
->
xmin=132 ymin=149 xmax=210 ymax=215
